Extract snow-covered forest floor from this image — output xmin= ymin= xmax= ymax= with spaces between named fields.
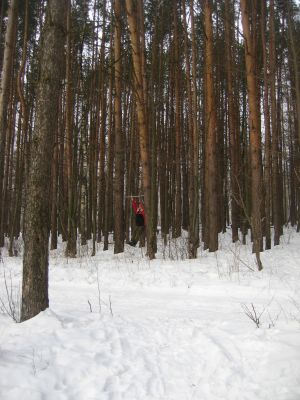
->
xmin=0 ymin=228 xmax=300 ymax=400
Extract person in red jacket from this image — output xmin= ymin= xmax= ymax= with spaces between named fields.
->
xmin=129 ymin=198 xmax=145 ymax=247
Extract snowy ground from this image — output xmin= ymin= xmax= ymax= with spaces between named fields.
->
xmin=0 ymin=229 xmax=300 ymax=400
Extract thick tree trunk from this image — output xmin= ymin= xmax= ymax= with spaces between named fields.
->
xmin=125 ymin=0 xmax=155 ymax=259
xmin=240 ymin=0 xmax=263 ymax=270
xmin=21 ymin=0 xmax=66 ymax=322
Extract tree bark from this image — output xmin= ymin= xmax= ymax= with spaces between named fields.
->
xmin=270 ymin=0 xmax=280 ymax=246
xmin=104 ymin=32 xmax=114 ymax=251
xmin=125 ymin=0 xmax=155 ymax=259
xmin=113 ymin=0 xmax=124 ymax=253
xmin=204 ymin=0 xmax=218 ymax=252
xmin=65 ymin=0 xmax=77 ymax=257
xmin=97 ymin=0 xmax=107 ymax=242
xmin=21 ymin=0 xmax=66 ymax=321
xmin=0 ymin=0 xmax=18 ymax=246
xmin=225 ymin=0 xmax=240 ymax=243
xmin=173 ymin=2 xmax=182 ymax=239
xmin=287 ymin=3 xmax=300 ymax=148
xmin=240 ymin=0 xmax=263 ymax=270
xmin=260 ymin=0 xmax=271 ymax=250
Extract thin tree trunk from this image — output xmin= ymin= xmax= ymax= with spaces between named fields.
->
xmin=113 ymin=0 xmax=124 ymax=253
xmin=97 ymin=0 xmax=107 ymax=242
xmin=65 ymin=0 xmax=77 ymax=257
xmin=0 ymin=0 xmax=6 ymax=71
xmin=260 ymin=0 xmax=271 ymax=250
xmin=182 ymin=0 xmax=199 ymax=257
xmin=173 ymin=2 xmax=182 ymax=239
xmin=4 ymin=83 xmax=16 ymax=249
xmin=225 ymin=0 xmax=240 ymax=243
xmin=204 ymin=0 xmax=218 ymax=252
xmin=190 ymin=0 xmax=200 ymax=256
xmin=0 ymin=0 xmax=18 ymax=246
xmin=10 ymin=0 xmax=29 ymax=253
xmin=287 ymin=4 xmax=300 ymax=231
xmin=104 ymin=32 xmax=114 ymax=251
xmin=288 ymin=4 xmax=300 ymax=148
xmin=50 ymin=125 xmax=59 ymax=250
xmin=270 ymin=0 xmax=280 ymax=246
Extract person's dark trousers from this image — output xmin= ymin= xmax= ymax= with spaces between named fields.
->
xmin=129 ymin=225 xmax=145 ymax=246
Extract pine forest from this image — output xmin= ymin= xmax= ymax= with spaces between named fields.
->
xmin=0 ymin=0 xmax=300 ymax=320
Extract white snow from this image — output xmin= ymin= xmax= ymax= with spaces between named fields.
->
xmin=1 ymin=229 xmax=300 ymax=400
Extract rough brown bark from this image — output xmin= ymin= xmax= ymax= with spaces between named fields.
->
xmin=225 ymin=0 xmax=240 ymax=243
xmin=260 ymin=0 xmax=271 ymax=250
xmin=240 ymin=0 xmax=263 ymax=270
xmin=0 ymin=0 xmax=18 ymax=246
xmin=65 ymin=0 xmax=77 ymax=257
xmin=21 ymin=0 xmax=67 ymax=321
xmin=287 ymin=2 xmax=300 ymax=232
xmin=287 ymin=3 xmax=300 ymax=148
xmin=173 ymin=2 xmax=182 ymax=239
xmin=125 ymin=0 xmax=155 ymax=259
xmin=104 ymin=32 xmax=114 ymax=251
xmin=97 ymin=0 xmax=107 ymax=242
xmin=204 ymin=0 xmax=218 ymax=252
xmin=270 ymin=0 xmax=280 ymax=246
xmin=182 ymin=0 xmax=199 ymax=257
xmin=113 ymin=0 xmax=125 ymax=253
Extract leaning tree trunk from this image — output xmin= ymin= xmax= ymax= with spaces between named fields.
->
xmin=21 ymin=0 xmax=67 ymax=322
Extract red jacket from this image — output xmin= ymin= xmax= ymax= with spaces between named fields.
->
xmin=132 ymin=199 xmax=146 ymax=223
